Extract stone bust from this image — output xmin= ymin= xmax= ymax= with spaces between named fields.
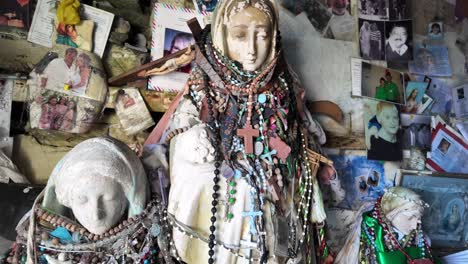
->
xmin=42 ymin=137 xmax=149 ymax=235
xmin=335 ymin=187 xmax=438 ymax=264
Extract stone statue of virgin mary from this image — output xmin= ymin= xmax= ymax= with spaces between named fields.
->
xmin=144 ymin=0 xmax=330 ymax=263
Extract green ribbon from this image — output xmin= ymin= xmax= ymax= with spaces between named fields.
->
xmin=362 ymin=213 xmax=441 ymax=264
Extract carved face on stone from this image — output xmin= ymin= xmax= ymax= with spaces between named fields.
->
xmin=70 ymin=175 xmax=128 ymax=235
xmin=225 ymin=6 xmax=272 ymax=71
xmin=43 ymin=137 xmax=149 ymax=235
xmin=381 ymin=187 xmax=425 ymax=235
xmin=212 ymin=0 xmax=278 ymax=72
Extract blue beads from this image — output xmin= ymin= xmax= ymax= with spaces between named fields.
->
xmin=258 ymin=94 xmax=267 ymax=104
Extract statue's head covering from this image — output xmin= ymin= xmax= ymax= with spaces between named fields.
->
xmin=42 ymin=137 xmax=149 ymax=218
xmin=211 ymin=0 xmax=279 ymax=67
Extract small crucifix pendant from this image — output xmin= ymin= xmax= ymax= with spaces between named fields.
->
xmin=237 ymin=124 xmax=259 ymax=154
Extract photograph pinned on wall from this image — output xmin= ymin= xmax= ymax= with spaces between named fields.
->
xmin=0 ymin=79 xmax=13 ymax=138
xmin=409 ymin=45 xmax=453 ymax=77
xmin=358 ymin=0 xmax=389 ymax=20
xmin=114 ymin=88 xmax=155 ymax=136
xmin=388 ymin=0 xmax=410 ymax=20
xmin=322 ymin=149 xmax=398 ymax=210
xmin=399 ymin=174 xmax=468 ymax=249
xmin=281 ymin=0 xmax=333 ymax=35
xmin=428 ymin=22 xmax=444 ymax=40
xmin=149 ymin=3 xmax=207 ymax=92
xmin=417 ymin=76 xmax=452 ymax=116
xmin=427 ymin=124 xmax=468 ymax=174
xmin=28 ymin=0 xmax=114 ymax=57
xmin=0 ymin=0 xmax=31 ymax=29
xmin=325 ymin=0 xmax=355 ymax=41
xmin=384 ymin=19 xmax=413 ymax=62
xmin=352 ymin=59 xmax=406 ymax=105
xmin=193 ymin=0 xmax=218 ymax=12
xmin=452 ymin=84 xmax=468 ymax=118
xmin=34 ymin=48 xmax=94 ymax=98
xmin=364 ymin=100 xmax=403 ymax=161
xmin=402 ymin=81 xmax=428 ymax=114
xmin=358 ymin=19 xmax=386 ymax=60
xmin=400 ymin=113 xmax=431 ymax=150
xmin=29 ymin=89 xmax=102 ymax=134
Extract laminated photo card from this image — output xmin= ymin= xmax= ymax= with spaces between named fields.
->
xmin=149 ymin=3 xmax=207 ymax=92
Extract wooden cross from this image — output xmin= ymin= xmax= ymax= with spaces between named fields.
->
xmin=242 ymin=197 xmax=263 ymax=235
xmin=260 ymin=149 xmax=277 ymax=164
xmin=237 ymin=124 xmax=259 ymax=154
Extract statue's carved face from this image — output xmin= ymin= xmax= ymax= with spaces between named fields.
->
xmin=70 ymin=176 xmax=127 ymax=235
xmin=226 ymin=6 xmax=272 ymax=71
xmin=390 ymin=209 xmax=422 ymax=235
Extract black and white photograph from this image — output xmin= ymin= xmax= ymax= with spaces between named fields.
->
xmin=281 ymin=0 xmax=336 ymax=35
xmin=385 ymin=20 xmax=413 ymax=61
xmin=401 ymin=114 xmax=431 ymax=150
xmin=428 ymin=22 xmax=443 ymax=40
xmin=364 ymin=100 xmax=403 ymax=161
xmin=388 ymin=0 xmax=409 ymax=20
xmin=358 ymin=0 xmax=389 ymax=20
xmin=359 ymin=18 xmax=385 ymax=60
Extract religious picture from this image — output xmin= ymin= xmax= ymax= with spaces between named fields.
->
xmin=364 ymin=100 xmax=403 ymax=161
xmin=359 ymin=19 xmax=385 ymax=60
xmin=416 ymin=76 xmax=452 ymax=116
xmin=149 ymin=3 xmax=207 ymax=92
xmin=400 ymin=113 xmax=431 ymax=150
xmin=452 ymin=84 xmax=468 ymax=118
xmin=35 ymin=48 xmax=94 ymax=98
xmin=193 ymin=0 xmax=218 ymax=12
xmin=388 ymin=0 xmax=409 ymax=20
xmin=326 ymin=0 xmax=355 ymax=41
xmin=409 ymin=45 xmax=453 ymax=77
xmin=29 ymin=89 xmax=103 ymax=134
xmin=427 ymin=124 xmax=468 ymax=174
xmin=0 ymin=0 xmax=30 ymax=29
xmin=358 ymin=0 xmax=389 ymax=20
xmin=402 ymin=81 xmax=428 ymax=114
xmin=360 ymin=62 xmax=405 ymax=104
xmin=55 ymin=21 xmax=95 ymax=53
xmin=163 ymin=28 xmax=195 ymax=73
xmin=323 ymin=149 xmax=397 ymax=209
xmin=428 ymin=22 xmax=443 ymax=40
xmin=0 ymin=79 xmax=13 ymax=138
xmin=115 ymin=88 xmax=155 ymax=136
xmin=400 ymin=174 xmax=468 ymax=249
xmin=384 ymin=20 xmax=413 ymax=62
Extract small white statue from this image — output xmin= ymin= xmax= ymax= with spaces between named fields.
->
xmin=335 ymin=187 xmax=438 ymax=264
xmin=42 ymin=137 xmax=149 ymax=235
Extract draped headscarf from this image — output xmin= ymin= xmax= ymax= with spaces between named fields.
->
xmin=42 ymin=137 xmax=149 ymax=218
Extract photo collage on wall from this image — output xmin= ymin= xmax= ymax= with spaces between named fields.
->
xmin=358 ymin=0 xmax=413 ymax=62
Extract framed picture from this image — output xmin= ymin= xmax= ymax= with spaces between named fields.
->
xmin=399 ymin=173 xmax=468 ymax=249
